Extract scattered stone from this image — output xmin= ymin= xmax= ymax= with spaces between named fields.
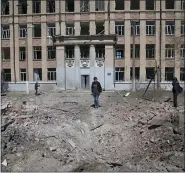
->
xmin=138 ymin=119 xmax=147 ymax=125
xmin=49 ymin=147 xmax=57 ymax=151
xmin=2 ymin=159 xmax=7 ymax=166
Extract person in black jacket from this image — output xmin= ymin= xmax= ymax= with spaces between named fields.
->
xmin=172 ymin=77 xmax=182 ymax=107
xmin=91 ymin=77 xmax=102 ymax=109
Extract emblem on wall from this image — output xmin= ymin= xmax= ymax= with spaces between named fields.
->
xmin=96 ymin=60 xmax=104 ymax=67
xmin=66 ymin=60 xmax=75 ymax=67
xmin=80 ymin=60 xmax=90 ymax=68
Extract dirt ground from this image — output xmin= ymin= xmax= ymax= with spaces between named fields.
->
xmin=1 ymin=90 xmax=184 ymax=172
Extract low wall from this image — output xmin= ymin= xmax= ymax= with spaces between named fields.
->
xmin=114 ymin=81 xmax=185 ymax=91
xmin=3 ymin=82 xmax=57 ymax=92
xmin=2 ymin=81 xmax=184 ymax=92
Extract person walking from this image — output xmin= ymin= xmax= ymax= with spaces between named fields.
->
xmin=91 ymin=77 xmax=102 ymax=109
xmin=172 ymin=77 xmax=182 ymax=107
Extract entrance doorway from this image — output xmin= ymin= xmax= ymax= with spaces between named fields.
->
xmin=81 ymin=75 xmax=90 ymax=89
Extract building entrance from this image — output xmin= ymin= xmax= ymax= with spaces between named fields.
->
xmin=81 ymin=75 xmax=90 ymax=89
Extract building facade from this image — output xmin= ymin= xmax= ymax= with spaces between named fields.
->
xmin=1 ymin=0 xmax=185 ymax=91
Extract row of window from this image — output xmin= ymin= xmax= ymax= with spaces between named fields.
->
xmin=2 ymin=68 xmax=56 ymax=82
xmin=115 ymin=44 xmax=185 ymax=59
xmin=2 ymin=44 xmax=185 ymax=61
xmin=2 ymin=47 xmax=56 ymax=61
xmin=1 ymin=21 xmax=185 ymax=39
xmin=115 ymin=67 xmax=185 ymax=81
xmin=2 ymin=67 xmax=185 ymax=82
xmin=2 ymin=0 xmax=185 ymax=15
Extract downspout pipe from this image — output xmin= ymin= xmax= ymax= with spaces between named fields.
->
xmin=159 ymin=0 xmax=162 ymax=83
xmin=13 ymin=0 xmax=16 ymax=83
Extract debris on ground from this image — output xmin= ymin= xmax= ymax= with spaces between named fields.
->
xmin=1 ymin=91 xmax=184 ymax=172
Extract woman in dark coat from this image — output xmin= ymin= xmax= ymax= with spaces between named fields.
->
xmin=172 ymin=77 xmax=182 ymax=107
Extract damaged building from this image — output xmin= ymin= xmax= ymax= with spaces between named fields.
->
xmin=1 ymin=0 xmax=185 ymax=91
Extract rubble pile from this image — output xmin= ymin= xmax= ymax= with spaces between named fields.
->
xmin=1 ymin=91 xmax=184 ymax=172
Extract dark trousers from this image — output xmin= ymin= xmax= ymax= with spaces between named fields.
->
xmin=35 ymin=89 xmax=38 ymax=95
xmin=173 ymin=93 xmax=178 ymax=107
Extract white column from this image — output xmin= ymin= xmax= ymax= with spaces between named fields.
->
xmin=75 ymin=45 xmax=81 ymax=89
xmin=56 ymin=46 xmax=65 ymax=89
xmin=90 ymin=45 xmax=96 ymax=83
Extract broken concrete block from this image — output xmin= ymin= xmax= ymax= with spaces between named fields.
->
xmin=49 ymin=147 xmax=57 ymax=151
xmin=149 ymin=115 xmax=169 ymax=126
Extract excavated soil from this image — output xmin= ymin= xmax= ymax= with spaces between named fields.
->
xmin=1 ymin=90 xmax=184 ymax=172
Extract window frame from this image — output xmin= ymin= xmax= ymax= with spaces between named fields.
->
xmin=47 ymin=68 xmax=56 ymax=81
xmin=115 ymin=68 xmax=124 ymax=82
xmin=1 ymin=25 xmax=10 ymax=39
xmin=96 ymin=48 xmax=105 ymax=59
xmin=165 ymin=67 xmax=174 ymax=81
xmin=19 ymin=47 xmax=26 ymax=61
xmin=33 ymin=46 xmax=42 ymax=60
xmin=20 ymin=68 xmax=27 ymax=81
xmin=47 ymin=46 xmax=56 ymax=60
xmin=115 ymin=24 xmax=124 ymax=36
xmin=165 ymin=45 xmax=175 ymax=58
xmin=165 ymin=22 xmax=175 ymax=35
xmin=32 ymin=0 xmax=41 ymax=13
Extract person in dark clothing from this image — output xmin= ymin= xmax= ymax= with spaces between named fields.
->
xmin=35 ymin=82 xmax=39 ymax=95
xmin=172 ymin=77 xmax=182 ymax=107
xmin=91 ymin=77 xmax=102 ymax=109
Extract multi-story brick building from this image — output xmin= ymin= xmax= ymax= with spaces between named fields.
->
xmin=1 ymin=0 xmax=185 ymax=91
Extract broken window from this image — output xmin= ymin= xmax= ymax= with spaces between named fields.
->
xmin=180 ymin=68 xmax=185 ymax=81
xmin=115 ymin=22 xmax=124 ymax=35
xmin=166 ymin=0 xmax=174 ymax=9
xmin=33 ymin=68 xmax=42 ymax=81
xmin=131 ymin=44 xmax=140 ymax=58
xmin=80 ymin=22 xmax=89 ymax=35
xmin=65 ymin=46 xmax=74 ymax=59
xmin=19 ymin=25 xmax=27 ymax=38
xmin=1 ymin=0 xmax=9 ymax=15
xmin=1 ymin=25 xmax=10 ymax=39
xmin=33 ymin=24 xmax=41 ymax=37
xmin=165 ymin=67 xmax=174 ymax=81
xmin=66 ymin=0 xmax=74 ymax=12
xmin=47 ymin=68 xmax=56 ymax=81
xmin=130 ymin=67 xmax=140 ymax=80
xmin=80 ymin=0 xmax=89 ymax=12
xmin=20 ymin=69 xmax=27 ymax=81
xmin=181 ymin=21 xmax=185 ymax=35
xmin=96 ymin=45 xmax=105 ymax=59
xmin=2 ymin=47 xmax=10 ymax=60
xmin=146 ymin=44 xmax=155 ymax=58
xmin=33 ymin=46 xmax=42 ymax=60
xmin=47 ymin=0 xmax=55 ymax=13
xmin=146 ymin=68 xmax=155 ymax=80
xmin=146 ymin=0 xmax=155 ymax=10
xmin=131 ymin=21 xmax=140 ymax=36
xmin=115 ymin=46 xmax=124 ymax=59
xmin=115 ymin=0 xmax=124 ymax=10
xmin=146 ymin=21 xmax=155 ymax=35
xmin=47 ymin=23 xmax=56 ymax=36
xmin=47 ymin=46 xmax=56 ymax=60
xmin=130 ymin=0 xmax=140 ymax=10
xmin=115 ymin=68 xmax=124 ymax=81
xmin=95 ymin=0 xmax=104 ymax=11
xmin=33 ymin=0 xmax=41 ymax=13
xmin=19 ymin=47 xmax=26 ymax=61
xmin=2 ymin=69 xmax=11 ymax=81
xmin=165 ymin=21 xmax=175 ymax=35
xmin=66 ymin=23 xmax=74 ymax=35
xmin=182 ymin=0 xmax=185 ymax=9
xmin=165 ymin=44 xmax=174 ymax=58
xmin=18 ymin=0 xmax=27 ymax=14
xmin=180 ymin=45 xmax=185 ymax=58
xmin=80 ymin=46 xmax=89 ymax=59
xmin=96 ymin=22 xmax=104 ymax=35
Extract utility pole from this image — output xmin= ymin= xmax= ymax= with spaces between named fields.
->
xmin=132 ymin=21 xmax=136 ymax=92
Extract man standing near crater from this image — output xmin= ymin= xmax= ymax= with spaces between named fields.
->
xmin=91 ymin=77 xmax=102 ymax=109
